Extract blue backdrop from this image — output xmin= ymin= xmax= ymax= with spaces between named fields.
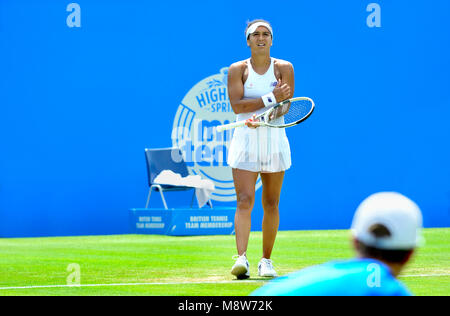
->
xmin=1 ymin=0 xmax=449 ymax=237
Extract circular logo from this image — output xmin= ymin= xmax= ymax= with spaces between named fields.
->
xmin=172 ymin=67 xmax=262 ymax=202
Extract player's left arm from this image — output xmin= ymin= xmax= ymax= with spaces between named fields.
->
xmin=276 ymin=59 xmax=295 ymax=98
xmin=271 ymin=60 xmax=295 ymax=118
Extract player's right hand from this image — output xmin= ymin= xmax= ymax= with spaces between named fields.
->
xmin=245 ymin=114 xmax=259 ymax=129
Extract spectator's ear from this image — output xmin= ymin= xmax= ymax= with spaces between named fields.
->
xmin=352 ymin=238 xmax=363 ymax=257
xmin=401 ymin=249 xmax=414 ymax=265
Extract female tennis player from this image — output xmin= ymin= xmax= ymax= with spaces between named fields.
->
xmin=228 ymin=19 xmax=294 ymax=279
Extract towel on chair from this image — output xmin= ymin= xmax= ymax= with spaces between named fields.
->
xmin=153 ymin=170 xmax=215 ymax=208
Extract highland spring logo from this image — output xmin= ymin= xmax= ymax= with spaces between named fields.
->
xmin=172 ymin=67 xmax=262 ymax=202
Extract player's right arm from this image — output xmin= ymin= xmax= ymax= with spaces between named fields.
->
xmin=228 ymin=61 xmax=265 ymax=114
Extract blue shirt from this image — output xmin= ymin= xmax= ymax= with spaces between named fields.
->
xmin=251 ymin=258 xmax=412 ymax=296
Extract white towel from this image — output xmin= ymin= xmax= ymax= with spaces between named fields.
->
xmin=153 ymin=170 xmax=215 ymax=208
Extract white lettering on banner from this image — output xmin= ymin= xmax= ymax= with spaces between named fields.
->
xmin=185 ymin=222 xmax=199 ymax=229
xmin=200 ymin=222 xmax=233 ymax=229
xmin=211 ymin=216 xmax=228 ymax=221
xmin=145 ymin=223 xmax=164 ymax=229
xmin=190 ymin=216 xmax=210 ymax=222
xmin=185 ymin=215 xmax=233 ymax=229
xmin=196 ymin=88 xmax=228 ymax=108
xmin=137 ymin=216 xmax=164 ymax=229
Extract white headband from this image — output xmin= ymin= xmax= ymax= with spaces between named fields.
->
xmin=246 ymin=22 xmax=273 ymax=40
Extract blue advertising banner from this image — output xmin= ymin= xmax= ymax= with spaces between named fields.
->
xmin=0 ymin=1 xmax=449 ymax=237
xmin=130 ymin=208 xmax=235 ymax=236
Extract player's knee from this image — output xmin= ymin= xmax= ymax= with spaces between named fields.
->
xmin=237 ymin=193 xmax=254 ymax=211
xmin=262 ymin=197 xmax=279 ymax=212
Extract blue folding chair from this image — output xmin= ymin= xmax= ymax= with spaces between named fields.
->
xmin=144 ymin=147 xmax=212 ymax=209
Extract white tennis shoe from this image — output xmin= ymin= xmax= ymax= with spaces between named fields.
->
xmin=231 ymin=254 xmax=250 ymax=279
xmin=258 ymin=258 xmax=277 ymax=277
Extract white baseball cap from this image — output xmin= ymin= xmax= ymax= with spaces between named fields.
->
xmin=351 ymin=192 xmax=424 ymax=250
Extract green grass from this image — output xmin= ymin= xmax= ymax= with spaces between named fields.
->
xmin=0 ymin=229 xmax=448 ymax=296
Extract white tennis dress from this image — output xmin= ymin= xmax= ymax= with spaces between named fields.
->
xmin=227 ymin=58 xmax=291 ymax=173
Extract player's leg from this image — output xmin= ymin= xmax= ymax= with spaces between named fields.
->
xmin=258 ymin=171 xmax=284 ymax=276
xmin=232 ymin=168 xmax=259 ymax=256
xmin=231 ymin=168 xmax=258 ymax=279
xmin=261 ymin=171 xmax=284 ymax=259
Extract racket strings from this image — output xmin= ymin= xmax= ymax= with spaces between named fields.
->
xmin=279 ymin=100 xmax=313 ymax=125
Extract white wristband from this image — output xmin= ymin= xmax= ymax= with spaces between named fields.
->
xmin=261 ymin=92 xmax=277 ymax=107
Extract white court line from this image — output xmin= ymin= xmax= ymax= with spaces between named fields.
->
xmin=401 ymin=273 xmax=450 ymax=278
xmin=0 ymin=280 xmax=265 ymax=290
xmin=0 ymin=274 xmax=448 ymax=291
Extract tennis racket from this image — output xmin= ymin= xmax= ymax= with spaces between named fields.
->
xmin=216 ymin=97 xmax=315 ymax=132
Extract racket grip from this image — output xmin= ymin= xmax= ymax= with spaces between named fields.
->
xmin=216 ymin=120 xmax=246 ymax=132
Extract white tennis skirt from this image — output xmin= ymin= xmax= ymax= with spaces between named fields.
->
xmin=227 ymin=124 xmax=291 ymax=173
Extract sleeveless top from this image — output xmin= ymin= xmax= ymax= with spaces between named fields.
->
xmin=237 ymin=58 xmax=279 ymax=121
xmin=227 ymin=58 xmax=291 ymax=173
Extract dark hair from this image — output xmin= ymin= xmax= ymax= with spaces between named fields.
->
xmin=245 ymin=19 xmax=273 ymax=39
xmin=355 ymin=224 xmax=413 ymax=264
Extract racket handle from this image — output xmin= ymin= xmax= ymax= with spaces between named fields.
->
xmin=216 ymin=120 xmax=246 ymax=132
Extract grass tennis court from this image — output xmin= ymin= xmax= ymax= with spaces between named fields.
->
xmin=0 ymin=229 xmax=448 ymax=296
